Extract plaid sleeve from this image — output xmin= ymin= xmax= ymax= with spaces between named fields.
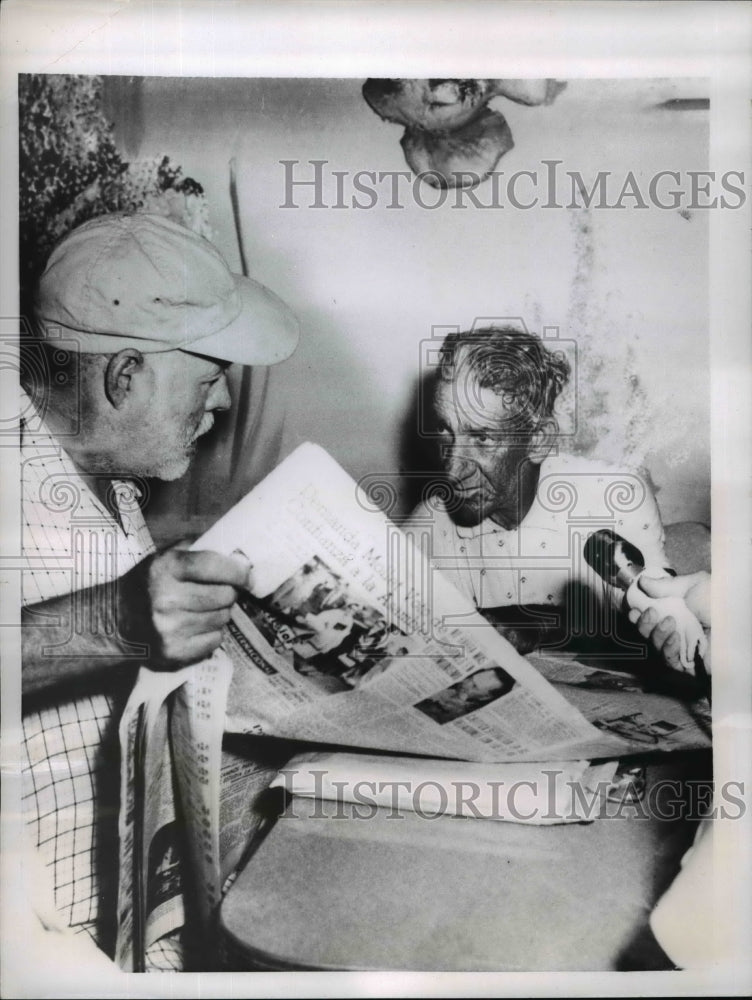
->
xmin=21 ymin=402 xmax=159 ymax=959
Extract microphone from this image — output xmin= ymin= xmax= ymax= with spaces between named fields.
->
xmin=583 ymin=529 xmax=649 ymax=591
xmin=584 ymin=529 xmax=709 ymax=681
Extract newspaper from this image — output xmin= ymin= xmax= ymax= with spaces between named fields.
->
xmin=270 ymin=751 xmax=620 ymax=825
xmin=116 ymin=666 xmax=193 ymax=971
xmin=203 ymin=443 xmax=622 ymax=761
xmin=528 ymin=652 xmax=712 ymax=754
xmin=115 ymin=442 xmax=711 ymax=969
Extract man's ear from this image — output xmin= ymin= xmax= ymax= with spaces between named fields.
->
xmin=527 ymin=417 xmax=558 ymax=465
xmin=104 ymin=349 xmax=144 ymax=408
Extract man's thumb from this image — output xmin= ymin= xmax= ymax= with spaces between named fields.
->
xmin=637 ymin=575 xmax=683 ymax=600
xmin=638 ymin=571 xmax=707 ymax=602
xmin=229 ymin=549 xmax=254 ymax=591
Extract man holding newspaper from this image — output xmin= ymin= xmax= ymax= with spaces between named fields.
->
xmin=19 ymin=213 xmax=299 ymax=970
xmin=18 ymin=214 xmax=706 ymax=975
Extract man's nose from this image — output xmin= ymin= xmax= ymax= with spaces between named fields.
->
xmin=208 ymin=372 xmax=232 ymax=411
xmin=443 ymin=442 xmax=474 ymax=482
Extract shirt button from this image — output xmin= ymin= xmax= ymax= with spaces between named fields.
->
xmin=547 ymin=594 xmax=554 ymax=602
xmin=498 ymin=539 xmax=504 ymax=547
xmin=521 ymin=576 xmax=527 ymax=583
xmin=460 ymin=546 xmax=466 ymax=553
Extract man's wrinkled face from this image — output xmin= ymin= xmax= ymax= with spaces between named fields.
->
xmin=434 ymin=374 xmax=533 ymax=529
xmin=125 ymin=350 xmax=232 ymax=481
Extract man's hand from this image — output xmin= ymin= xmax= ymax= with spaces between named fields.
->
xmin=629 ymin=570 xmax=711 ymax=673
xmin=122 ymin=544 xmax=252 ymax=669
xmin=22 ymin=544 xmax=252 ymax=697
xmin=635 ymin=571 xmax=710 ymax=626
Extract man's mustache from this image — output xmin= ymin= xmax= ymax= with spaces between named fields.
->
xmin=192 ymin=412 xmax=215 ymax=442
xmin=442 ymin=473 xmax=488 ymax=513
xmin=444 ymin=470 xmax=485 ymax=494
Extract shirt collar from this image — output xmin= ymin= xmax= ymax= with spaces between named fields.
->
xmin=20 ymin=387 xmax=142 ymax=509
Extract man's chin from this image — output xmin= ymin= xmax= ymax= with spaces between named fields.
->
xmin=150 ymin=450 xmax=194 ymax=482
xmin=447 ymin=495 xmax=489 ymax=527
xmin=156 ymin=462 xmax=192 ymax=482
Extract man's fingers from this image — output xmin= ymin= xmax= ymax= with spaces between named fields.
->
xmin=189 ymin=607 xmax=233 ymax=632
xmin=635 ymin=607 xmax=658 ymax=639
xmin=167 ymin=549 xmax=251 ymax=588
xmin=650 ymin=615 xmax=677 ymax=651
xmin=141 ymin=545 xmax=251 ymax=669
xmin=661 ymin=630 xmax=683 ymax=671
xmin=635 ymin=610 xmax=679 ymax=659
xmin=155 ymin=607 xmax=233 ymax=638
xmin=155 ymin=584 xmax=238 ymax=613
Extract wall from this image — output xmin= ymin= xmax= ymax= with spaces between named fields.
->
xmin=120 ymin=76 xmax=710 ymax=525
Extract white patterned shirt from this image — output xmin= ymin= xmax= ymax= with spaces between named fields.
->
xmin=20 ymin=390 xmax=155 ymax=948
xmin=404 ymin=453 xmax=668 ymax=612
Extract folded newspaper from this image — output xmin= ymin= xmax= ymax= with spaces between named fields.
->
xmin=270 ymin=751 xmax=620 ymax=825
xmin=116 ymin=443 xmax=711 ymax=969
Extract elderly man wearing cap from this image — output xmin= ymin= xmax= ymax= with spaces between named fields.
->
xmin=19 ymin=213 xmax=299 ymax=969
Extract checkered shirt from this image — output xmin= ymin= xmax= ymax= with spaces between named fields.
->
xmin=20 ymin=391 xmax=158 ymax=953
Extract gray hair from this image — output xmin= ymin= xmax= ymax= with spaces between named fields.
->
xmin=437 ymin=326 xmax=571 ymax=434
xmin=20 ymin=335 xmax=105 ymax=400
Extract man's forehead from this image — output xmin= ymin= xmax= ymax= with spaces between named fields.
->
xmin=434 ymin=377 xmax=511 ymax=428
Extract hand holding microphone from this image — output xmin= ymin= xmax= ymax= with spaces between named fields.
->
xmin=626 ymin=578 xmax=708 ymax=673
xmin=630 ymin=571 xmax=711 ymax=675
xmin=583 ymin=530 xmax=709 ymax=676
xmin=631 ymin=571 xmax=710 ymax=626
